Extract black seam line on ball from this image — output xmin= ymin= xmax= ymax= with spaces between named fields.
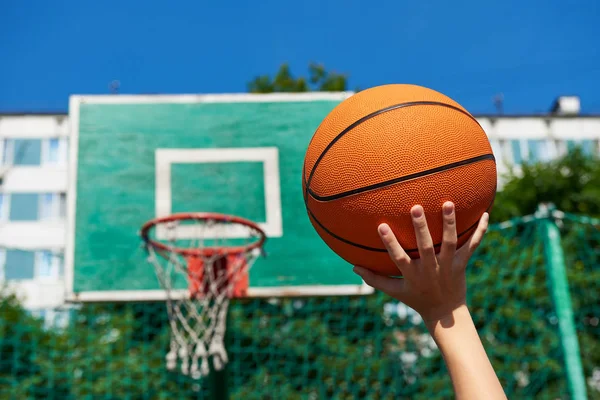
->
xmin=304 ymin=101 xmax=482 ymax=199
xmin=307 ymin=208 xmax=388 ymax=252
xmin=307 ymin=196 xmax=495 ymax=254
xmin=308 ymin=153 xmax=496 ymax=202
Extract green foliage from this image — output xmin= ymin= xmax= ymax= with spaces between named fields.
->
xmin=248 ymin=63 xmax=348 ymax=93
xmin=492 ymin=147 xmax=600 ymax=223
xmin=0 ymin=288 xmax=48 ymax=387
xmin=0 ymin=298 xmax=209 ymax=399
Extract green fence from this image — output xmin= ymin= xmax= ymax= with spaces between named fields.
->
xmin=1 ymin=209 xmax=598 ymax=399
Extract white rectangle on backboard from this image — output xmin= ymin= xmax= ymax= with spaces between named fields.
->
xmin=155 ymin=147 xmax=283 ymax=240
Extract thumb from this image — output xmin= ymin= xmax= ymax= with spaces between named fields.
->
xmin=353 ymin=266 xmax=407 ymax=300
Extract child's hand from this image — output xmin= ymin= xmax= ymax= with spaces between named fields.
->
xmin=353 ymin=201 xmax=489 ymax=324
xmin=355 ymin=203 xmax=505 ymax=399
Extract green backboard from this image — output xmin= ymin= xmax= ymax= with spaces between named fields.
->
xmin=65 ymin=93 xmax=372 ymax=301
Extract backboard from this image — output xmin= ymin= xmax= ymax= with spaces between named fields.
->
xmin=65 ymin=93 xmax=373 ymax=302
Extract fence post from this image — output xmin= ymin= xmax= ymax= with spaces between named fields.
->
xmin=538 ymin=204 xmax=588 ymax=400
xmin=208 ymin=361 xmax=229 ymax=400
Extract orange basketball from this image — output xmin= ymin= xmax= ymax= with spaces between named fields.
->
xmin=302 ymin=84 xmax=497 ymax=275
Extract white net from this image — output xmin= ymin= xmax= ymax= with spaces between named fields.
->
xmin=142 ymin=215 xmax=264 ymax=379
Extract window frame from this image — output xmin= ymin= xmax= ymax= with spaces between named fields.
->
xmin=1 ymin=139 xmax=13 ymax=165
xmin=41 ymin=137 xmax=68 ymax=165
xmin=38 ymin=192 xmax=67 ymax=221
xmin=35 ymin=250 xmax=62 ymax=280
xmin=0 ymin=193 xmax=8 ymax=222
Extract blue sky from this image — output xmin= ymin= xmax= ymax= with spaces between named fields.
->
xmin=1 ymin=0 xmax=599 ymax=114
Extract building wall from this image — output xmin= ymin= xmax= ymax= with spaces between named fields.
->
xmin=0 ymin=112 xmax=598 ymax=310
xmin=0 ymin=114 xmax=68 ymax=309
xmin=481 ymin=116 xmax=600 ymax=186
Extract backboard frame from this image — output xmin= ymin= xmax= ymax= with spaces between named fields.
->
xmin=65 ymin=92 xmax=374 ymax=303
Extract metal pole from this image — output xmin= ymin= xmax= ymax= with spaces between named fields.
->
xmin=208 ymin=308 xmax=230 ymax=400
xmin=208 ymin=360 xmax=229 ymax=400
xmin=539 ymin=205 xmax=588 ymax=400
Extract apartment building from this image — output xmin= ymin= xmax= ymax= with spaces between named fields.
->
xmin=0 ymin=113 xmax=69 ymax=320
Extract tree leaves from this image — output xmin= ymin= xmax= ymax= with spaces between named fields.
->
xmin=248 ymin=63 xmax=348 ymax=93
xmin=493 ymin=147 xmax=600 ymax=222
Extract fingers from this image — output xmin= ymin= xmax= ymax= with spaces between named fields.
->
xmin=411 ymin=205 xmax=436 ymax=264
xmin=457 ymin=212 xmax=489 ymax=265
xmin=439 ymin=202 xmax=457 ymax=263
xmin=468 ymin=212 xmax=489 ymax=253
xmin=378 ymin=223 xmax=410 ymax=273
xmin=353 ymin=266 xmax=407 ymax=301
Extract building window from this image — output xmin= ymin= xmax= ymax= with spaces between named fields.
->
xmin=36 ymin=251 xmax=62 ymax=279
xmin=48 ymin=139 xmax=60 ymax=163
xmin=1 ymin=138 xmax=67 ymax=166
xmin=1 ymin=139 xmax=8 ymax=165
xmin=565 ymin=139 xmax=596 ymax=156
xmin=59 ymin=193 xmax=66 ymax=218
xmin=39 ymin=193 xmax=66 ymax=220
xmin=510 ymin=140 xmax=523 ymax=165
xmin=0 ymin=193 xmax=7 ymax=221
xmin=4 ymin=250 xmax=35 ymax=280
xmin=581 ymin=140 xmax=595 ymax=156
xmin=3 ymin=139 xmax=42 ymax=166
xmin=527 ymin=139 xmax=556 ymax=163
xmin=0 ymin=250 xmax=63 ymax=281
xmin=42 ymin=138 xmax=68 ymax=165
xmin=8 ymin=193 xmax=39 ymax=221
xmin=5 ymin=193 xmax=66 ymax=221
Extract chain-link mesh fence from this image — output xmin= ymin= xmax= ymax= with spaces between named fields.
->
xmin=1 ymin=212 xmax=598 ymax=399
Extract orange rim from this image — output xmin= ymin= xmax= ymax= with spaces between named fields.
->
xmin=140 ymin=212 xmax=266 ymax=258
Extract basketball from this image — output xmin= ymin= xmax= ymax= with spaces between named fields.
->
xmin=303 ymin=84 xmax=497 ymax=275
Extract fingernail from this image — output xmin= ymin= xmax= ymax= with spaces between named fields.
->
xmin=483 ymin=212 xmax=489 ymax=222
xmin=353 ymin=266 xmax=366 ymax=276
xmin=443 ymin=202 xmax=454 ymax=215
xmin=378 ymin=224 xmax=390 ymax=235
xmin=411 ymin=205 xmax=423 ymax=218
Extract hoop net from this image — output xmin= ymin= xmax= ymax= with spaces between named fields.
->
xmin=141 ymin=213 xmax=266 ymax=379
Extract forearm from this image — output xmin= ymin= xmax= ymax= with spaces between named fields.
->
xmin=425 ymin=305 xmax=506 ymax=400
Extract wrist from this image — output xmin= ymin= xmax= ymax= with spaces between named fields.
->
xmin=424 ymin=304 xmax=481 ymax=358
xmin=422 ymin=302 xmax=470 ymax=331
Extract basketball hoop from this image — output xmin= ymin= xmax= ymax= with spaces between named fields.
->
xmin=140 ymin=213 xmax=266 ymax=379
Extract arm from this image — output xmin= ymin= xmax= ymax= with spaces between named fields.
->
xmin=353 ymin=202 xmax=506 ymax=400
xmin=427 ymin=305 xmax=505 ymax=399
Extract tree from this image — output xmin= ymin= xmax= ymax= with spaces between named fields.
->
xmin=248 ymin=63 xmax=348 ymax=93
xmin=0 ymin=296 xmax=209 ymax=399
xmin=491 ymin=147 xmax=600 ymax=223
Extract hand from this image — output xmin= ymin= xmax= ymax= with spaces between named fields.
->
xmin=353 ymin=202 xmax=489 ymax=324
